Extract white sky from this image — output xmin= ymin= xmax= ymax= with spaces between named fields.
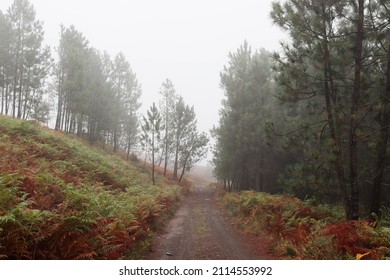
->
xmin=0 ymin=0 xmax=287 ymax=136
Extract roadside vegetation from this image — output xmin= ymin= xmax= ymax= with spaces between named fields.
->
xmin=217 ymin=186 xmax=390 ymax=260
xmin=0 ymin=117 xmax=183 ymax=259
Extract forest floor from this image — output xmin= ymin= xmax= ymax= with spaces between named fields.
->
xmin=147 ymin=176 xmax=276 ymax=260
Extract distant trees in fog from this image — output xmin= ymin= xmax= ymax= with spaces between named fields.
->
xmin=0 ymin=0 xmax=52 ymax=122
xmin=0 ymin=0 xmax=208 ymax=182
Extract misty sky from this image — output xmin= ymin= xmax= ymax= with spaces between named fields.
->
xmin=0 ymin=0 xmax=287 ymax=135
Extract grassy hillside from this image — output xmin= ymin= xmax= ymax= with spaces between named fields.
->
xmin=217 ymin=187 xmax=390 ymax=260
xmin=0 ymin=116 xmax=182 ymax=259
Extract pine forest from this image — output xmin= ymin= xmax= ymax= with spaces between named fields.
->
xmin=0 ymin=0 xmax=390 ymax=260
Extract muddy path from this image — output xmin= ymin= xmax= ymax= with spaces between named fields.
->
xmin=148 ymin=183 xmax=274 ymax=260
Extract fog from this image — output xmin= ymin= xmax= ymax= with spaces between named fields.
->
xmin=0 ymin=0 xmax=286 ymax=136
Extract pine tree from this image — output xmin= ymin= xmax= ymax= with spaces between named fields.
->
xmin=172 ymin=96 xmax=196 ymax=180
xmin=111 ymin=52 xmax=141 ymax=154
xmin=271 ymin=0 xmax=390 ymax=218
xmin=178 ymin=130 xmax=209 ymax=182
xmin=212 ymin=42 xmax=278 ymax=192
xmin=6 ymin=0 xmax=51 ymax=120
xmin=142 ymin=103 xmax=164 ymax=185
xmin=54 ymin=25 xmax=89 ymax=133
xmin=158 ymin=79 xmax=177 ymax=176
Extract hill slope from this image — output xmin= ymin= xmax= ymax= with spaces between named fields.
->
xmin=0 ymin=116 xmax=182 ymax=259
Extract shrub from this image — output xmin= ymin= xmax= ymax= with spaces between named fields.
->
xmin=0 ymin=117 xmax=183 ymax=259
xmin=219 ymin=188 xmax=390 ymax=259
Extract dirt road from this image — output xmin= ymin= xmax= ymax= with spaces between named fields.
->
xmin=148 ymin=183 xmax=274 ymax=260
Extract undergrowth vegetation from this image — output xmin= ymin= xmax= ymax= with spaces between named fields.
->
xmin=218 ymin=187 xmax=390 ymax=259
xmin=0 ymin=117 xmax=182 ymax=259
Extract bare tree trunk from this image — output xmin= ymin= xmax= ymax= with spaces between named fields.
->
xmin=348 ymin=0 xmax=365 ymax=220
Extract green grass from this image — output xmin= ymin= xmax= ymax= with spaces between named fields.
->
xmin=0 ymin=116 xmax=182 ymax=259
xmin=217 ymin=187 xmax=390 ymax=260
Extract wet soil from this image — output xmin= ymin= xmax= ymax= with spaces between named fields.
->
xmin=148 ymin=183 xmax=275 ymax=260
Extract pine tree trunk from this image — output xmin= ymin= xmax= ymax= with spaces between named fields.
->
xmin=1 ymin=68 xmax=4 ymax=114
xmin=12 ymin=60 xmax=18 ymax=118
xmin=77 ymin=114 xmax=83 ymax=136
xmin=5 ymin=84 xmax=9 ymax=115
xmin=179 ymin=161 xmax=187 ymax=182
xmin=61 ymin=99 xmax=66 ymax=131
xmin=172 ymin=136 xmax=179 ymax=180
xmin=348 ymin=0 xmax=365 ymax=220
xmin=22 ymin=69 xmax=30 ymax=120
xmin=163 ymin=141 xmax=168 ymax=176
xmin=56 ymin=96 xmax=62 ymax=130
xmin=179 ymin=152 xmax=192 ymax=182
xmin=1 ymin=82 xmax=4 ymax=114
xmin=55 ymin=68 xmax=62 ymax=130
xmin=113 ymin=118 xmax=118 ymax=152
xmin=126 ymin=128 xmax=132 ymax=160
xmin=152 ymin=130 xmax=155 ymax=185
xmin=163 ymin=113 xmax=169 ymax=176
xmin=12 ymin=20 xmax=22 ymax=119
xmin=320 ymin=3 xmax=349 ymax=218
xmin=17 ymin=46 xmax=24 ymax=119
